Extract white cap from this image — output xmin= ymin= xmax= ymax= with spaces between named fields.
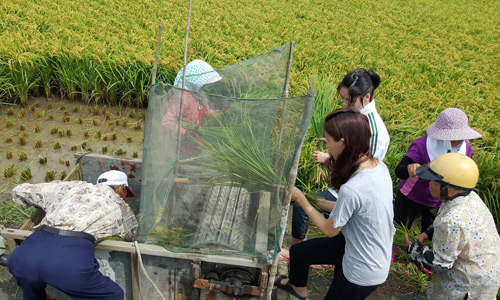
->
xmin=97 ymin=170 xmax=134 ymax=197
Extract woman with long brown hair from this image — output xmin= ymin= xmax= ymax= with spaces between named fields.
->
xmin=275 ymin=109 xmax=395 ymax=299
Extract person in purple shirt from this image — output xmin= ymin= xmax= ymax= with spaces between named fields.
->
xmin=394 ymin=108 xmax=481 ymax=234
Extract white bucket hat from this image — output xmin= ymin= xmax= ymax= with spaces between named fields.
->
xmin=97 ymin=170 xmax=135 ymax=197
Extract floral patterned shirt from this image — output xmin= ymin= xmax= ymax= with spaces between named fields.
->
xmin=12 ymin=181 xmax=138 ymax=242
xmin=407 ymin=191 xmax=500 ymax=299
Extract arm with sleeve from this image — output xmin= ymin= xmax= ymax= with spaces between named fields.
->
xmin=12 ymin=182 xmax=67 ymax=210
xmin=407 ymin=220 xmax=463 ymax=272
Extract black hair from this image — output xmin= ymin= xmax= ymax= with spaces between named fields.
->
xmin=337 ymin=68 xmax=381 ymax=107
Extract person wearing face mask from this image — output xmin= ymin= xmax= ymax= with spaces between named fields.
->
xmin=392 ymin=108 xmax=482 ymax=266
xmin=291 ymin=68 xmax=390 ymax=246
xmin=402 ymin=153 xmax=500 ymax=300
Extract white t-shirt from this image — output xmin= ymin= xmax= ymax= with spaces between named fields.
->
xmin=360 ymin=100 xmax=390 ymax=161
xmin=330 ymin=162 xmax=395 ymax=286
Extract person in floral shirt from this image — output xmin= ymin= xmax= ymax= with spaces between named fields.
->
xmin=403 ymin=153 xmax=500 ymax=299
xmin=8 ymin=170 xmax=138 ymax=300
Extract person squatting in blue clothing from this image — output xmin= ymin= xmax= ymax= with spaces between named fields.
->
xmin=8 ymin=170 xmax=138 ymax=300
xmin=292 ymin=68 xmax=390 ymax=246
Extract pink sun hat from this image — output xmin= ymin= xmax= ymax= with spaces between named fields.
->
xmin=427 ymin=108 xmax=482 ymax=141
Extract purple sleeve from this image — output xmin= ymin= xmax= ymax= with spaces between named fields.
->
xmin=405 ymin=137 xmax=428 ymax=164
xmin=465 ymin=140 xmax=472 ymax=157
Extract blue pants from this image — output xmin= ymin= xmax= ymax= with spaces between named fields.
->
xmin=292 ymin=190 xmax=337 ymax=240
xmin=9 ymin=230 xmax=124 ymax=300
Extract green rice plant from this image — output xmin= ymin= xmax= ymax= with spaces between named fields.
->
xmin=47 ymin=104 xmax=52 ymax=110
xmin=63 ymin=111 xmax=70 ymax=116
xmin=122 ymin=120 xmax=128 ymax=128
xmin=47 ymin=114 xmax=54 ymax=120
xmin=35 ymin=110 xmax=45 ymax=118
xmin=92 ymin=119 xmax=98 ymax=126
xmin=34 ymin=140 xmax=43 ymax=148
xmin=66 ymin=129 xmax=72 ymax=136
xmin=58 ymin=130 xmax=64 ymax=137
xmin=7 ymin=107 xmax=14 ymax=115
xmin=102 ymin=135 xmax=108 ymax=141
xmin=61 ymin=116 xmax=70 ymax=123
xmin=71 ymin=145 xmax=77 ymax=151
xmin=17 ymin=152 xmax=28 ymax=161
xmin=39 ymin=157 xmax=48 ymax=165
xmin=133 ymin=122 xmax=142 ymax=130
xmin=34 ymin=101 xmax=40 ymax=108
xmin=102 ymin=146 xmax=108 ymax=154
xmin=53 ymin=55 xmax=79 ymax=100
xmin=19 ymin=168 xmax=32 ymax=182
xmin=6 ymin=151 xmax=13 ymax=159
xmin=128 ymin=109 xmax=136 ymax=118
xmin=6 ymin=120 xmax=13 ymax=127
xmin=50 ymin=127 xmax=58 ymax=134
xmin=36 ymin=56 xmax=53 ymax=97
xmin=133 ymin=152 xmax=138 ymax=158
xmin=5 ymin=137 xmax=13 ymax=143
xmin=17 ymin=109 xmax=25 ymax=119
xmin=93 ymin=105 xmax=100 ymax=116
xmin=53 ymin=142 xmax=61 ymax=150
xmin=77 ymin=118 xmax=83 ymax=124
xmin=126 ymin=137 xmax=132 ymax=143
xmin=34 ymin=124 xmax=41 ymax=132
xmin=19 ymin=124 xmax=26 ymax=131
xmin=65 ymin=160 xmax=70 ymax=167
xmin=45 ymin=171 xmax=57 ymax=182
xmin=3 ymin=165 xmax=15 ymax=178
xmin=81 ymin=141 xmax=87 ymax=150
xmin=95 ymin=130 xmax=101 ymax=138
xmin=60 ymin=171 xmax=67 ymax=180
xmin=7 ymin=60 xmax=38 ymax=106
xmin=28 ymin=105 xmax=36 ymax=113
xmin=73 ymin=106 xmax=80 ymax=113
xmin=18 ymin=136 xmax=26 ymax=146
xmin=112 ymin=148 xmax=127 ymax=156
xmin=111 ymin=133 xmax=117 ymax=141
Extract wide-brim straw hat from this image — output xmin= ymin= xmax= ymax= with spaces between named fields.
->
xmin=427 ymin=108 xmax=482 ymax=141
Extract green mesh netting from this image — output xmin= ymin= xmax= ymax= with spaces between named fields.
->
xmin=138 ymin=43 xmax=314 ymax=259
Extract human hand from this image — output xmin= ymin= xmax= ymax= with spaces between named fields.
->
xmin=312 ymin=151 xmax=330 ymax=164
xmin=407 ymin=163 xmax=421 ymax=178
xmin=401 ymin=234 xmax=412 ymax=251
xmin=415 ymin=232 xmax=429 ymax=243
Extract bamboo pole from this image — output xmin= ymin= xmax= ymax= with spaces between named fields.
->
xmin=265 ymin=76 xmax=315 ymax=300
xmin=273 ymin=41 xmax=295 ymax=170
xmin=151 ymin=21 xmax=163 ymax=85
xmin=174 ymin=0 xmax=193 ymax=176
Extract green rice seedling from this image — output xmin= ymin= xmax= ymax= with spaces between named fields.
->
xmin=4 ymin=165 xmax=15 ymax=178
xmin=115 ymin=120 xmax=120 ymax=126
xmin=113 ymin=148 xmax=127 ymax=156
xmin=108 ymin=121 xmax=113 ymax=127
xmin=34 ymin=140 xmax=43 ymax=148
xmin=17 ymin=152 xmax=28 ymax=161
xmin=47 ymin=114 xmax=54 ymax=120
xmin=77 ymin=118 xmax=83 ymax=124
xmin=18 ymin=136 xmax=26 ymax=146
xmin=66 ymin=129 xmax=72 ymax=136
xmin=72 ymin=106 xmax=80 ymax=113
xmin=50 ymin=127 xmax=58 ymax=134
xmin=62 ymin=116 xmax=70 ymax=123
xmin=21 ymin=131 xmax=28 ymax=137
xmin=93 ymin=105 xmax=99 ymax=116
xmin=53 ymin=142 xmax=61 ymax=150
xmin=63 ymin=111 xmax=70 ymax=116
xmin=45 ymin=171 xmax=56 ymax=182
xmin=19 ymin=124 xmax=26 ymax=131
xmin=60 ymin=171 xmax=67 ymax=180
xmin=60 ymin=106 xmax=66 ymax=111
xmin=17 ymin=109 xmax=25 ymax=119
xmin=65 ymin=160 xmax=70 ymax=167
xmin=34 ymin=101 xmax=40 ymax=108
xmin=104 ymin=114 xmax=110 ymax=121
xmin=87 ymin=107 xmax=92 ymax=114
xmin=58 ymin=130 xmax=64 ymax=137
xmin=128 ymin=109 xmax=136 ymax=118
xmin=132 ymin=152 xmax=138 ymax=158
xmin=6 ymin=151 xmax=12 ymax=159
xmin=6 ymin=120 xmax=13 ymax=127
xmin=111 ymin=133 xmax=117 ymax=141
xmin=95 ymin=131 xmax=101 ymax=138
xmin=34 ymin=124 xmax=41 ymax=132
xmin=110 ymin=126 xmax=115 ymax=131
xmin=81 ymin=141 xmax=87 ymax=150
xmin=47 ymin=104 xmax=52 ymax=110
xmin=102 ymin=136 xmax=108 ymax=141
xmin=134 ymin=122 xmax=142 ymax=130
xmin=101 ymin=106 xmax=107 ymax=115
xmin=28 ymin=105 xmax=36 ymax=113
xmin=5 ymin=137 xmax=13 ymax=143
xmin=126 ymin=137 xmax=132 ymax=143
xmin=122 ymin=120 xmax=128 ymax=128
xmin=86 ymin=147 xmax=93 ymax=152
xmin=83 ymin=131 xmax=89 ymax=138
xmin=102 ymin=146 xmax=108 ymax=154
xmin=9 ymin=61 xmax=38 ymax=106
xmin=59 ymin=158 xmax=64 ymax=164
xmin=92 ymin=119 xmax=98 ymax=126
xmin=19 ymin=168 xmax=32 ymax=182
xmin=7 ymin=107 xmax=14 ymax=115
xmin=39 ymin=157 xmax=48 ymax=165
xmin=37 ymin=56 xmax=53 ymax=97
xmin=116 ymin=108 xmax=122 ymax=117
xmin=71 ymin=145 xmax=77 ymax=151
xmin=35 ymin=110 xmax=45 ymax=118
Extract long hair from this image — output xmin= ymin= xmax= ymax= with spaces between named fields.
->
xmin=324 ymin=109 xmax=373 ymax=190
xmin=337 ymin=68 xmax=381 ymax=107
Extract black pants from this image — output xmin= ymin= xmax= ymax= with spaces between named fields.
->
xmin=289 ymin=234 xmax=380 ymax=300
xmin=393 ymin=190 xmax=437 ymax=233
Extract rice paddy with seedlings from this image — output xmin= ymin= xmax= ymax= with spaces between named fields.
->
xmin=0 ymin=97 xmax=145 ymax=195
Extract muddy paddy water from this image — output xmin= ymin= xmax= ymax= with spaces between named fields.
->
xmin=0 ymin=97 xmax=145 ymax=194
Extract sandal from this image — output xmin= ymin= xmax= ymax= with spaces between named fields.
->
xmin=274 ymin=275 xmax=307 ymax=300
